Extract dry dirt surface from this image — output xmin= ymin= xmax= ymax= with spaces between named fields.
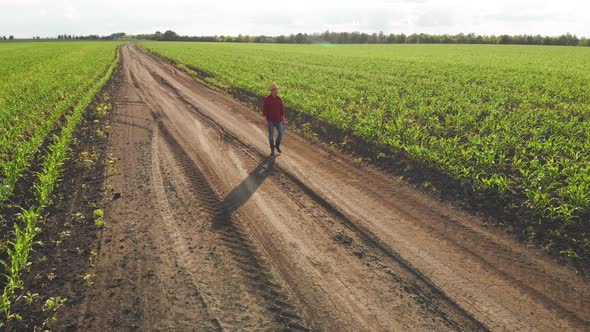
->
xmin=58 ymin=44 xmax=590 ymax=331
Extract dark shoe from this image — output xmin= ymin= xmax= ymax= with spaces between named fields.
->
xmin=276 ymin=146 xmax=282 ymax=153
xmin=270 ymin=149 xmax=275 ymax=156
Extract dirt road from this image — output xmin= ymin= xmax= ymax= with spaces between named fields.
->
xmin=62 ymin=44 xmax=589 ymax=331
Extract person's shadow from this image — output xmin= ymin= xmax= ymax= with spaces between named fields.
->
xmin=212 ymin=155 xmax=276 ymax=229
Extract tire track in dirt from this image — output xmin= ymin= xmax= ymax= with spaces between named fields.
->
xmin=150 ymin=127 xmax=225 ymax=331
xmin=125 ymin=44 xmax=486 ymax=331
xmin=127 ymin=51 xmax=307 ymax=330
xmin=72 ymin=53 xmax=221 ymax=331
xmin=291 ymin=145 xmax=590 ymax=330
xmin=65 ymin=43 xmax=590 ymax=331
xmin=152 ymin=68 xmax=486 ymax=330
xmin=150 ymin=58 xmax=590 ymax=330
xmin=155 ymin=120 xmax=310 ymax=331
xmin=128 ymin=44 xmax=590 ymax=331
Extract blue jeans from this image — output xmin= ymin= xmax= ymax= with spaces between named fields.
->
xmin=268 ymin=121 xmax=285 ymax=149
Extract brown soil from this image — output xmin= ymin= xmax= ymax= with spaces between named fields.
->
xmin=148 ymin=46 xmax=590 ymax=270
xmin=3 ymin=85 xmax=116 ymax=330
xmin=13 ymin=44 xmax=589 ymax=331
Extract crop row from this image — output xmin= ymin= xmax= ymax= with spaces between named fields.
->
xmin=0 ymin=42 xmax=120 ymax=326
xmin=0 ymin=42 xmax=121 ymax=207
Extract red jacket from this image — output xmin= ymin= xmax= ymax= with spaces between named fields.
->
xmin=263 ymin=95 xmax=284 ymax=122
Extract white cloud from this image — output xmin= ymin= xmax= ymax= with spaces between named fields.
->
xmin=63 ymin=0 xmax=80 ymax=20
xmin=0 ymin=0 xmax=588 ymax=38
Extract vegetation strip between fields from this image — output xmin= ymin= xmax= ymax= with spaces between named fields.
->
xmin=0 ymin=46 xmax=121 ymax=327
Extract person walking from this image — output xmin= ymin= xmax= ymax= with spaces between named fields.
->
xmin=262 ymin=84 xmax=286 ymax=155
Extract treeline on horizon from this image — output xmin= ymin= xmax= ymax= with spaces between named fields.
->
xmin=133 ymin=30 xmax=590 ymax=46
xmin=4 ymin=30 xmax=589 ymax=46
xmin=54 ymin=32 xmax=126 ymax=40
xmin=0 ymin=33 xmax=127 ymax=41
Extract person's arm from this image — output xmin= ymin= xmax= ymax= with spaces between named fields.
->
xmin=262 ymin=98 xmax=268 ymax=119
xmin=280 ymin=98 xmax=286 ymax=123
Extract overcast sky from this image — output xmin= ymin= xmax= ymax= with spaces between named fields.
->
xmin=1 ymin=0 xmax=588 ymax=38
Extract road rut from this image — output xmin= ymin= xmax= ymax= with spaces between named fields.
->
xmin=64 ymin=44 xmax=589 ymax=331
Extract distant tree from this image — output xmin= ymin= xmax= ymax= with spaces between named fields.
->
xmin=440 ymin=34 xmax=453 ymax=43
xmin=406 ymin=34 xmax=418 ymax=43
xmin=255 ymin=35 xmax=271 ymax=43
xmin=358 ymin=33 xmax=369 ymax=43
xmin=104 ymin=32 xmax=126 ymax=40
xmin=294 ymin=33 xmax=305 ymax=44
xmin=320 ymin=30 xmax=329 ymax=43
xmin=9 ymin=35 xmax=14 ymax=40
xmin=161 ymin=30 xmax=179 ymax=41
xmin=496 ymin=35 xmax=510 ymax=44
xmin=337 ymin=32 xmax=349 ymax=43
xmin=378 ymin=31 xmax=385 ymax=43
xmin=369 ymin=32 xmax=377 ymax=44
xmin=562 ymin=33 xmax=579 ymax=46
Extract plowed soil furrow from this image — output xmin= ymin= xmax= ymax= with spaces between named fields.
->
xmin=60 ymin=44 xmax=590 ymax=332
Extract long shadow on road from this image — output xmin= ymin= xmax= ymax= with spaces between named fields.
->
xmin=212 ymin=155 xmax=276 ymax=229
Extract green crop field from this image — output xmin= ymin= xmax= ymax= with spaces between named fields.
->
xmin=142 ymin=41 xmax=590 ymax=258
xmin=0 ymin=41 xmax=121 ymax=206
xmin=0 ymin=41 xmax=120 ymax=324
